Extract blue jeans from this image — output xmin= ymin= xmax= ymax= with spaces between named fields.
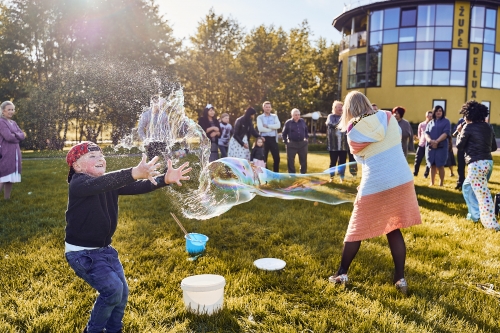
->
xmin=66 ymin=246 xmax=128 ymax=333
xmin=462 ymin=160 xmax=494 ymax=225
xmin=219 ymin=145 xmax=228 ymax=158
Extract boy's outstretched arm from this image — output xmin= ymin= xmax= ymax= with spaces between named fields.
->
xmin=164 ymin=159 xmax=191 ymax=186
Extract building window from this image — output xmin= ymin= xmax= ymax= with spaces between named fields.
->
xmin=434 ymin=51 xmax=450 ymax=70
xmin=368 ymin=50 xmax=382 ymax=87
xmin=401 ymin=8 xmax=417 ymax=27
xmin=398 ymin=49 xmax=466 ymax=86
xmin=433 ymin=100 xmax=446 ymax=111
xmin=348 ymin=54 xmax=366 ymax=89
xmin=471 ymin=7 xmax=497 ymax=44
xmin=347 ymin=52 xmax=382 ymax=89
xmin=482 ymin=101 xmax=491 ymax=122
xmin=479 ymin=50 xmax=500 ymax=88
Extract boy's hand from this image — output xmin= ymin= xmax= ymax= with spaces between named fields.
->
xmin=132 ymin=154 xmax=162 ymax=185
xmin=164 ymin=160 xmax=191 ymax=186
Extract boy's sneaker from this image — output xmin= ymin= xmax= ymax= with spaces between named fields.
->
xmin=328 ymin=274 xmax=348 ymax=284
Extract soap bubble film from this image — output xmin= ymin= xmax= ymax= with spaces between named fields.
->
xmin=119 ymin=88 xmax=358 ymax=220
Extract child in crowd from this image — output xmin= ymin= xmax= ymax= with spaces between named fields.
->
xmin=64 ymin=142 xmax=191 ymax=333
xmin=218 ymin=113 xmax=233 ymax=158
xmin=251 ymin=137 xmax=266 ymax=168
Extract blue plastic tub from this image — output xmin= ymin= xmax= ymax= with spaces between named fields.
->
xmin=185 ymin=233 xmax=209 ymax=255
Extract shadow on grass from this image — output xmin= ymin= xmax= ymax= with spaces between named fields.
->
xmin=415 ymin=184 xmax=465 ymax=217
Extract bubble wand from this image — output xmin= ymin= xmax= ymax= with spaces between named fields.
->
xmin=170 ymin=212 xmax=191 ymax=240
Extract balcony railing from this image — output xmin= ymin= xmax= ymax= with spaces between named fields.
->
xmin=343 ymin=0 xmax=390 ymax=13
xmin=340 ymin=31 xmax=367 ymax=52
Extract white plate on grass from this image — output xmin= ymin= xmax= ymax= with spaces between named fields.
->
xmin=253 ymin=258 xmax=286 ymax=271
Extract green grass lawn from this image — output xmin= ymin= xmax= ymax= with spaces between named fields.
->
xmin=1 ymin=153 xmax=500 ymax=332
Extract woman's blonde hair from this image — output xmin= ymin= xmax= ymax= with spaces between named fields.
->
xmin=337 ymin=91 xmax=373 ymax=131
xmin=332 ymin=100 xmax=343 ymax=113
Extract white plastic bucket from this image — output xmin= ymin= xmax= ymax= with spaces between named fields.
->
xmin=180 ymin=274 xmax=226 ymax=315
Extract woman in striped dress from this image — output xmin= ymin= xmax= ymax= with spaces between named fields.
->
xmin=328 ymin=91 xmax=421 ymax=295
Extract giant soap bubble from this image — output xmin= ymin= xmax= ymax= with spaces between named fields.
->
xmin=119 ymin=89 xmax=357 ymax=220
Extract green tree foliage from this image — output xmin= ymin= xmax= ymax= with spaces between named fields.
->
xmin=1 ymin=0 xmax=180 ymax=150
xmin=238 ymin=25 xmax=288 ymax=110
xmin=0 ymin=3 xmax=341 ymax=149
xmin=177 ymin=9 xmax=244 ymax=120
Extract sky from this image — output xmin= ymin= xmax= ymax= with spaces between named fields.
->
xmin=156 ymin=0 xmax=346 ymax=46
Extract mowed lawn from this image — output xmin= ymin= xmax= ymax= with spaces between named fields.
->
xmin=1 ymin=152 xmax=500 ymax=333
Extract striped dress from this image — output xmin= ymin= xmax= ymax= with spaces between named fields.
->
xmin=345 ymin=111 xmax=421 ymax=242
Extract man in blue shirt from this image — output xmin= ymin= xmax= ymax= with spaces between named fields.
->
xmin=256 ymin=101 xmax=281 ymax=172
xmin=282 ymin=108 xmax=309 ymax=174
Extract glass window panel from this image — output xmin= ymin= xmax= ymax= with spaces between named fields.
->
xmin=399 ymin=42 xmax=416 ymax=50
xmin=470 ymin=28 xmax=484 ymax=43
xmin=356 ymin=74 xmax=366 ymax=87
xmin=370 ymin=31 xmax=383 ymax=46
xmin=384 ymin=8 xmax=400 ymax=29
xmin=434 ymin=51 xmax=450 ymax=70
xmin=450 ymin=71 xmax=466 ymax=86
xmin=433 ymin=100 xmax=446 ymax=109
xmin=484 ymin=44 xmax=494 ymax=52
xmin=383 ymin=29 xmax=399 ymax=44
xmin=451 ymin=49 xmax=467 ymax=71
xmin=348 ymin=75 xmax=357 ymax=89
xmin=398 ymin=50 xmax=415 ymax=70
xmin=434 ymin=27 xmax=452 ymax=41
xmin=418 ymin=5 xmax=435 ymax=26
xmin=369 ymin=52 xmax=382 ymax=72
xmin=414 ymin=71 xmax=432 ymax=85
xmin=434 ymin=41 xmax=452 ymax=49
xmin=371 ymin=10 xmax=384 ymax=31
xmin=484 ymin=29 xmax=495 ymax=45
xmin=415 ymin=49 xmax=433 ymax=70
xmin=401 ymin=9 xmax=417 ymax=27
xmin=357 ymin=54 xmax=366 ymax=73
xmin=482 ymin=52 xmax=493 ymax=73
xmin=482 ymin=72 xmax=492 ymax=87
xmin=495 ymin=54 xmax=500 ymax=73
xmin=486 ymin=9 xmax=496 ymax=29
xmin=432 ymin=71 xmax=450 ymax=85
xmin=471 ymin=6 xmax=485 ymax=28
xmin=417 ymin=27 xmax=434 ymax=41
xmin=435 ymin=5 xmax=453 ymax=26
xmin=399 ymin=28 xmax=416 ymax=42
xmin=397 ymin=71 xmax=414 ymax=85
xmin=417 ymin=42 xmax=434 ymax=49
xmin=348 ymin=56 xmax=357 ymax=75
xmin=493 ymin=74 xmax=500 ymax=89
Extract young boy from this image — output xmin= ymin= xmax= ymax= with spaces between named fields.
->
xmin=64 ymin=142 xmax=191 ymax=333
xmin=218 ymin=113 xmax=233 ymax=158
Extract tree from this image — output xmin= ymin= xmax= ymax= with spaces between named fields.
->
xmin=177 ymin=9 xmax=244 ymax=120
xmin=1 ymin=0 xmax=181 ymax=149
xmin=238 ymin=25 xmax=288 ymax=110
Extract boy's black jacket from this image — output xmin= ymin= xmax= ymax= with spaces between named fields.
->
xmin=65 ymin=168 xmax=167 ymax=248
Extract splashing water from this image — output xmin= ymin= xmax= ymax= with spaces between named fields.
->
xmin=119 ymin=89 xmax=357 ymax=220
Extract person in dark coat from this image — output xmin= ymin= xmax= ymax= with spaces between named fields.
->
xmin=198 ymin=104 xmax=220 ymax=162
xmin=228 ymin=107 xmax=260 ymax=160
xmin=455 ymin=100 xmax=498 ymax=230
xmin=282 ymin=108 xmax=309 ymax=174
xmin=0 ymin=101 xmax=25 ymax=200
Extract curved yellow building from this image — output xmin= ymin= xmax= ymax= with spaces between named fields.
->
xmin=333 ymin=0 xmax=500 ymax=124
